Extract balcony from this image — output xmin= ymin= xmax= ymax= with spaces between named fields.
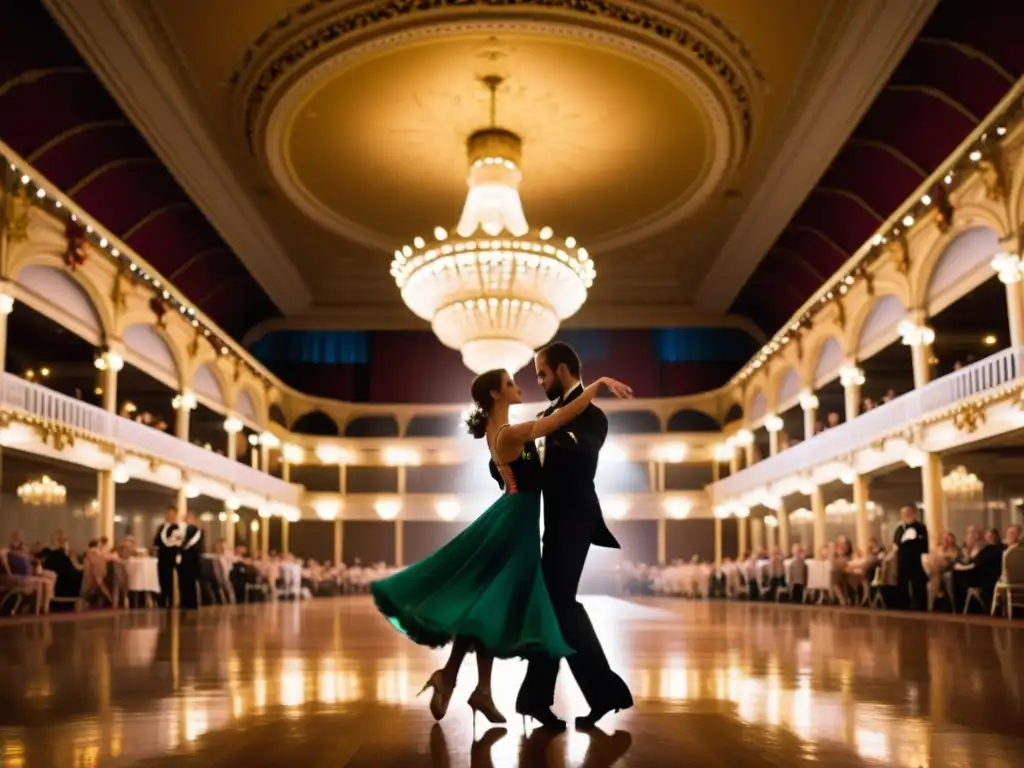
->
xmin=0 ymin=373 xmax=301 ymax=509
xmin=710 ymin=346 xmax=1024 ymax=503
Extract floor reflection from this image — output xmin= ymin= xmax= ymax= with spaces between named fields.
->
xmin=0 ymin=597 xmax=1020 ymax=766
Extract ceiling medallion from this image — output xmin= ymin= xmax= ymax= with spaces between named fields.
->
xmin=17 ymin=475 xmax=68 ymax=506
xmin=390 ymin=75 xmax=594 ymax=374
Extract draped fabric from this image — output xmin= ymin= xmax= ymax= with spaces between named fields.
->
xmin=250 ymin=328 xmax=758 ymax=401
xmin=654 ymin=328 xmax=758 ymax=363
xmin=248 ymin=331 xmax=369 ymax=364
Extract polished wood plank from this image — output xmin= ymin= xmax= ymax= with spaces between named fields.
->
xmin=0 ymin=597 xmax=1021 ymax=766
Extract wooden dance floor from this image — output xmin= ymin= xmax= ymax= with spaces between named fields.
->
xmin=0 ymin=597 xmax=1022 ymax=767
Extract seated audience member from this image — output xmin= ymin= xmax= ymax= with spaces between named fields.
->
xmin=952 ymin=527 xmax=1003 ymax=612
xmin=40 ymin=532 xmax=84 ymax=606
xmin=82 ymin=540 xmax=116 ymax=607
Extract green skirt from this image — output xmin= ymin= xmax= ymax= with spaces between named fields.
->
xmin=371 ymin=491 xmax=574 ymax=660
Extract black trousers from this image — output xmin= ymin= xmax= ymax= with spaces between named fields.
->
xmin=897 ymin=558 xmax=927 ymax=610
xmin=178 ymin=557 xmax=200 ymax=610
xmin=157 ymin=557 xmax=175 ymax=608
xmin=517 ymin=521 xmax=629 ymax=709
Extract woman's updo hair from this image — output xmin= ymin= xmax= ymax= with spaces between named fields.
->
xmin=464 ymin=368 xmax=506 ymax=439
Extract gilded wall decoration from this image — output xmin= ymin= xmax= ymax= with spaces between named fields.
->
xmin=237 ymin=0 xmax=760 ymax=152
xmin=952 ymin=401 xmax=986 ymax=434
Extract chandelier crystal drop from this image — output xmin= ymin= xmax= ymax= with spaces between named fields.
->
xmin=17 ymin=475 xmax=67 ymax=506
xmin=390 ymin=76 xmax=595 ymax=375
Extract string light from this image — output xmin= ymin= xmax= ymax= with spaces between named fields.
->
xmin=1 ymin=151 xmax=273 ymax=389
xmin=734 ymin=94 xmax=1022 ymax=384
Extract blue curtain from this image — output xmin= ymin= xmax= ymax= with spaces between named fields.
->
xmin=247 ymin=331 xmax=369 ymax=365
xmin=551 ymin=329 xmax=609 ymax=360
xmin=654 ymin=328 xmax=758 ymax=363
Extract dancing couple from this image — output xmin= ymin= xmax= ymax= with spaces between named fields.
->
xmin=371 ymin=342 xmax=634 ymax=731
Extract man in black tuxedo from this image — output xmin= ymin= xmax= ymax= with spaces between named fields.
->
xmin=154 ymin=506 xmax=182 ymax=609
xmin=177 ymin=511 xmax=204 ymax=610
xmin=893 ymin=505 xmax=929 ymax=610
xmin=516 ymin=341 xmax=633 ymax=730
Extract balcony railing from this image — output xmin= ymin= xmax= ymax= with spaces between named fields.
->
xmin=711 ymin=346 xmax=1024 ymax=501
xmin=0 ymin=373 xmax=300 ymax=506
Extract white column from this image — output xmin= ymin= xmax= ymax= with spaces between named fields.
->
xmin=261 ymin=513 xmax=270 ymax=558
xmin=334 ymin=518 xmax=343 ymax=566
xmin=657 ymin=518 xmax=667 ymax=565
xmin=95 ymin=347 xmax=123 ymax=414
xmin=853 ymin=474 xmax=870 ymax=553
xmin=920 ymin=452 xmax=946 ymax=537
xmin=172 ymin=390 xmax=196 ymax=442
xmin=777 ymin=502 xmax=791 ymax=553
xmin=281 ymin=518 xmax=290 ymax=556
xmin=0 ymin=291 xmax=12 ymax=501
xmin=225 ymin=510 xmax=236 ymax=550
xmin=811 ymin=486 xmax=826 ymax=556
xmin=901 ymin=314 xmax=935 ymax=389
xmin=224 ymin=414 xmax=242 ymax=461
xmin=97 ymin=470 xmax=115 ymax=541
xmin=714 ymin=517 xmax=723 ymax=566
xmin=840 ymin=363 xmax=864 ymax=421
xmin=0 ymin=288 xmax=13 ymax=371
xmin=248 ymin=434 xmax=260 ymax=469
xmin=394 ymin=519 xmax=404 ymax=567
xmin=799 ymin=389 xmax=818 ymax=441
xmin=992 ymin=251 xmax=1024 ymax=347
xmin=765 ymin=414 xmax=783 ymax=456
xmin=737 ymin=512 xmax=748 ymax=557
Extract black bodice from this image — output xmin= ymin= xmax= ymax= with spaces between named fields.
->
xmin=488 ymin=440 xmax=543 ymax=494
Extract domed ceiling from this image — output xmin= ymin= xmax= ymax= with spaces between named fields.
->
xmin=40 ymin=0 xmax=937 ymax=338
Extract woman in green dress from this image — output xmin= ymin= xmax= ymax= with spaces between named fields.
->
xmin=371 ymin=367 xmax=632 ymax=724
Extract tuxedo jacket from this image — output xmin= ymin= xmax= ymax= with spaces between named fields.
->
xmin=154 ymin=523 xmax=179 ymax=562
xmin=538 ymin=384 xmax=619 ymax=549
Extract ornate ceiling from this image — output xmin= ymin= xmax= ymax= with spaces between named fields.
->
xmin=30 ymin=0 xmax=939 ymax=340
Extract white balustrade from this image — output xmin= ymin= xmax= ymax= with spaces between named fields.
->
xmin=0 ymin=373 xmax=299 ymax=505
xmin=712 ymin=346 xmax=1024 ymax=500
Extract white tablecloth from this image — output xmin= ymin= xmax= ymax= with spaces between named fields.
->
xmin=805 ymin=559 xmax=833 ymax=591
xmin=125 ymin=557 xmax=160 ymax=593
xmin=279 ymin=561 xmax=302 ymax=598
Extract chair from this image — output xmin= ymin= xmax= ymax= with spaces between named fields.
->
xmin=991 ymin=548 xmax=1024 ymax=619
xmin=963 ymin=586 xmax=988 ymax=614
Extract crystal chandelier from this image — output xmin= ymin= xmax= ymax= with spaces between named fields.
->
xmin=17 ymin=475 xmax=67 ymax=506
xmin=941 ymin=465 xmax=983 ymax=497
xmin=391 ymin=75 xmax=595 ymax=374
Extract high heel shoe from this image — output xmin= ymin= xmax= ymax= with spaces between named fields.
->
xmin=418 ymin=670 xmax=454 ymax=721
xmin=468 ymin=688 xmax=507 ymax=725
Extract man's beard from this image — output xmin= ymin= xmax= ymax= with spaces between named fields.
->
xmin=544 ymin=380 xmax=565 ymax=401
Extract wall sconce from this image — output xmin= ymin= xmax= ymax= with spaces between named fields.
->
xmin=94 ymin=348 xmax=124 ymax=372
xmin=315 ymin=500 xmax=341 ymax=521
xmin=839 ymin=364 xmax=865 ymax=387
xmin=435 ymin=499 xmax=460 ymax=521
xmin=374 ymin=499 xmax=401 ymax=520
xmin=898 ymin=320 xmax=935 ymax=347
xmin=282 ymin=444 xmax=305 ymax=464
xmin=798 ymin=390 xmax=819 ymax=411
xmin=172 ymin=390 xmax=197 ymax=411
xmin=654 ymin=443 xmax=688 ymax=463
xmin=605 ymin=497 xmax=629 ymax=520
xmin=664 ymin=498 xmax=691 ymax=519
xmin=712 ymin=443 xmax=734 ymax=462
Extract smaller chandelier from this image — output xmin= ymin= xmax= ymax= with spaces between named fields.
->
xmin=942 ymin=465 xmax=983 ymax=497
xmin=17 ymin=475 xmax=67 ymax=506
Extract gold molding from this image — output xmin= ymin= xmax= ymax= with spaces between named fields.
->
xmin=238 ymin=0 xmax=761 ymax=152
xmin=952 ymin=401 xmax=986 ymax=434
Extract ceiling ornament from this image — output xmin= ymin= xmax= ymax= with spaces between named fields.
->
xmin=238 ymin=0 xmax=762 ymax=153
xmin=17 ymin=475 xmax=68 ymax=507
xmin=390 ymin=76 xmax=594 ymax=374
